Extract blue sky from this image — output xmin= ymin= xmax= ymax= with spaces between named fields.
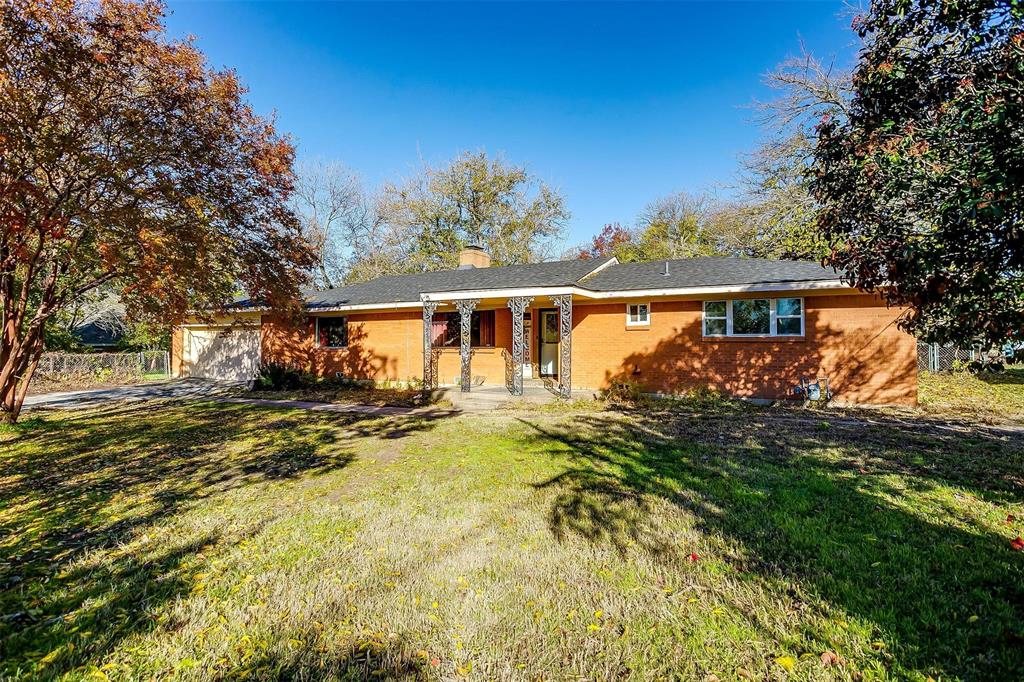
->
xmin=164 ymin=1 xmax=859 ymax=248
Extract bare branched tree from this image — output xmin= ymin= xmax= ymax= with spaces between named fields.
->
xmin=737 ymin=43 xmax=854 ymax=260
xmin=292 ymin=161 xmax=373 ymax=288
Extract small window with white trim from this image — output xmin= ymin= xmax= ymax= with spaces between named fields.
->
xmin=703 ymin=298 xmax=804 ymax=337
xmin=316 ymin=316 xmax=348 ymax=348
xmin=626 ymin=303 xmax=650 ymax=326
xmin=775 ymin=297 xmax=803 ymax=335
xmin=703 ymin=301 xmax=728 ymax=336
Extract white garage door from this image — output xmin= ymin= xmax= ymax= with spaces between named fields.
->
xmin=183 ymin=327 xmax=261 ymax=382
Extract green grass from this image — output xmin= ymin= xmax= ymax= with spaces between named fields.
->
xmin=919 ymin=366 xmax=1024 ymax=422
xmin=1 ymin=397 xmax=1022 ymax=680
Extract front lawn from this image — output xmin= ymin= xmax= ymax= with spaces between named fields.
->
xmin=1 ymin=401 xmax=1022 ymax=680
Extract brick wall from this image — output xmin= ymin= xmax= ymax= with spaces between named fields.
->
xmin=170 ymin=327 xmax=183 ymax=376
xmin=261 ymin=310 xmax=422 ymax=382
xmin=260 ymin=308 xmax=516 ymax=386
xmin=251 ymin=291 xmax=917 ymax=405
xmin=571 ymin=293 xmax=917 ymax=405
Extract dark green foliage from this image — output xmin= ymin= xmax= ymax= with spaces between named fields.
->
xmin=812 ymin=0 xmax=1024 ymax=347
xmin=254 ymin=362 xmax=308 ymax=391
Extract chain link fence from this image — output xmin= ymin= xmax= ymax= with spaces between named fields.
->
xmin=35 ymin=350 xmax=170 ymax=385
xmin=917 ymin=342 xmax=976 ymax=372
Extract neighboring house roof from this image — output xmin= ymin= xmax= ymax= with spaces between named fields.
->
xmin=234 ymin=256 xmax=844 ymax=312
xmin=73 ymin=320 xmax=122 ymax=347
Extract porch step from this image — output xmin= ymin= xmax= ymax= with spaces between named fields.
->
xmin=439 ymin=384 xmax=559 ymax=412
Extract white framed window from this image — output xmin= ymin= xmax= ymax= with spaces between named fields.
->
xmin=703 ymin=301 xmax=728 ymax=336
xmin=315 ymin=316 xmax=348 ymax=348
xmin=774 ymin=297 xmax=803 ymax=336
xmin=703 ymin=298 xmax=804 ymax=337
xmin=626 ymin=302 xmax=650 ymax=326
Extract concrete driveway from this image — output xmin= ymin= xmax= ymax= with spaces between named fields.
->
xmin=22 ymin=378 xmax=426 ymax=416
xmin=23 ymin=378 xmax=240 ymax=411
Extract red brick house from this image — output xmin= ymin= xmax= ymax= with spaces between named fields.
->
xmin=172 ymin=247 xmax=918 ymax=405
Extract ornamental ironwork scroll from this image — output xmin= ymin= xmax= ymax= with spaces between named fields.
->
xmin=454 ymin=299 xmax=479 ymax=392
xmin=421 ymin=301 xmax=440 ymax=391
xmin=506 ymin=296 xmax=533 ymax=396
xmin=550 ymin=294 xmax=572 ymax=398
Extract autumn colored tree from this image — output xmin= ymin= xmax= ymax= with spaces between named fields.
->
xmin=0 ymin=0 xmax=314 ymax=422
xmin=813 ymin=0 xmax=1023 ymax=348
xmin=574 ymin=223 xmax=634 ymax=260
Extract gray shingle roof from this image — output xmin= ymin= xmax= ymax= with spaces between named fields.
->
xmin=236 ymin=256 xmax=841 ymax=310
xmin=304 ymin=257 xmax=615 ymax=308
xmin=579 ymin=257 xmax=839 ymax=292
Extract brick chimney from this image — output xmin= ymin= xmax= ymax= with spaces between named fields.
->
xmin=458 ymin=244 xmax=491 ymax=269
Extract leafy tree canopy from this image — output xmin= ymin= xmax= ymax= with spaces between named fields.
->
xmin=0 ymin=0 xmax=314 ymax=421
xmin=813 ymin=0 xmax=1024 ymax=347
xmin=376 ymin=151 xmax=569 ymax=273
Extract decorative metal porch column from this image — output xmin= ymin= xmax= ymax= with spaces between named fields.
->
xmin=421 ymin=301 xmax=439 ymax=392
xmin=455 ymin=299 xmax=479 ymax=392
xmin=506 ymin=296 xmax=533 ymax=396
xmin=550 ymin=294 xmax=572 ymax=398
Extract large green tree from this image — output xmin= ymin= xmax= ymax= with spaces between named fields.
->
xmin=375 ymin=151 xmax=569 ymax=274
xmin=0 ymin=0 xmax=314 ymax=421
xmin=813 ymin=0 xmax=1023 ymax=347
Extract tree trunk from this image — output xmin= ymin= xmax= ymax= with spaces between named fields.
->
xmin=0 ymin=327 xmax=44 ymax=424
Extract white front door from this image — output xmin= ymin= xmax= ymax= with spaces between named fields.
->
xmin=539 ymin=310 xmax=559 ymax=377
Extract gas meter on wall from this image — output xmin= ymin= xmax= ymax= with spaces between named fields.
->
xmin=794 ymin=377 xmax=831 ymax=403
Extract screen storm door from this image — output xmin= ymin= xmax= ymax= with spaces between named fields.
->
xmin=538 ymin=309 xmax=559 ymax=377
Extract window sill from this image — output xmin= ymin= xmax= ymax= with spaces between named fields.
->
xmin=702 ymin=335 xmax=806 ymax=343
xmin=625 ymin=325 xmax=651 ymax=331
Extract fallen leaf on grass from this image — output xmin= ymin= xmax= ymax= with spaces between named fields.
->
xmin=775 ymin=656 xmax=796 ymax=672
xmin=1011 ymin=536 xmax=1024 ymax=551
xmin=688 ymin=553 xmax=700 ymax=562
xmin=820 ymin=651 xmax=840 ymax=666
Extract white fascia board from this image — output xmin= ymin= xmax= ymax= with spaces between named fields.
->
xmin=421 ymin=286 xmax=576 ymax=302
xmin=421 ymin=279 xmax=849 ymax=303
xmin=307 ymin=301 xmax=423 ymax=313
xmin=575 ymin=279 xmax=850 ymax=299
xmin=577 ymin=256 xmax=619 ymax=281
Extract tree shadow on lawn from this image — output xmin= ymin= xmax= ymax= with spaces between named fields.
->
xmin=0 ymin=401 xmax=453 ymax=678
xmin=522 ymin=408 xmax=1024 ymax=680
xmin=977 ymin=366 xmax=1024 ymax=386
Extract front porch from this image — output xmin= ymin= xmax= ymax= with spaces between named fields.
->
xmin=439 ymin=380 xmax=564 ymax=411
xmin=421 ymin=293 xmax=575 ymax=398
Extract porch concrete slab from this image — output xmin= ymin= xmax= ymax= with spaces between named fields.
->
xmin=439 ymin=383 xmax=561 ymax=412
